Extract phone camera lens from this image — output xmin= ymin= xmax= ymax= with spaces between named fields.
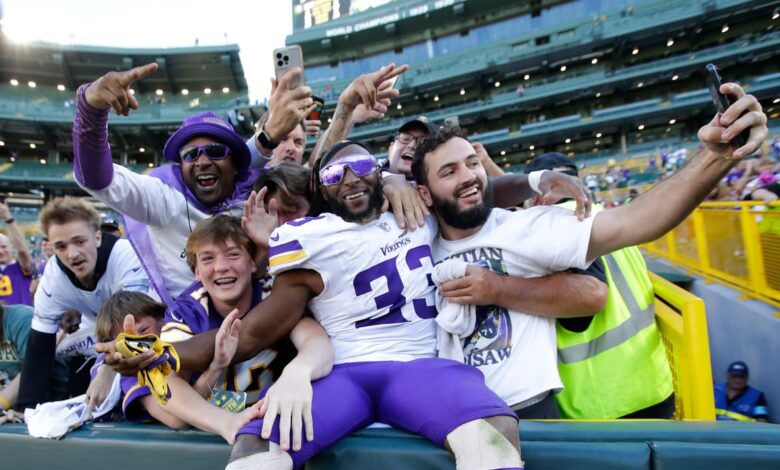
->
xmin=276 ymin=53 xmax=282 ymax=59
xmin=277 ymin=60 xmax=283 ymax=66
xmin=283 ymin=55 xmax=289 ymax=62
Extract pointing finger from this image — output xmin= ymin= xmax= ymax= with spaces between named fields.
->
xmin=118 ymin=63 xmax=159 ymax=87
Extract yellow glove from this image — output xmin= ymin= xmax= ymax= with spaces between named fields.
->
xmin=115 ymin=333 xmax=180 ymax=405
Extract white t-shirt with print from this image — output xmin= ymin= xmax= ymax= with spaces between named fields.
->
xmin=432 ymin=206 xmax=594 ymax=408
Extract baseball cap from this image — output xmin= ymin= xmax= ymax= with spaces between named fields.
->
xmin=524 ymin=152 xmax=578 ymax=176
xmin=162 ymin=112 xmax=251 ymax=173
xmin=398 ymin=116 xmax=437 ymax=136
xmin=727 ymin=361 xmax=749 ymax=377
xmin=100 ymin=215 xmax=120 ymax=231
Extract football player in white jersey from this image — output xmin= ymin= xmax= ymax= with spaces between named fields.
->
xmin=411 ymin=83 xmax=767 ymax=419
xmin=16 ymin=197 xmax=149 ymax=412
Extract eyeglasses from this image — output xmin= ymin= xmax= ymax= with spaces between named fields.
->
xmin=396 ymin=133 xmax=425 ymax=146
xmin=319 ymin=155 xmax=379 ymax=186
xmin=179 ymin=143 xmax=231 ymax=162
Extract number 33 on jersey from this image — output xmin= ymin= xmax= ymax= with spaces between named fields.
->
xmin=268 ymin=212 xmax=439 ymax=364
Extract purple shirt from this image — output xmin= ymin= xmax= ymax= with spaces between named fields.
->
xmin=0 ymin=262 xmax=33 ymax=306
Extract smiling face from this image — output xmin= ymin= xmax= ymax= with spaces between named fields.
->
xmin=48 ymin=220 xmax=102 ymax=287
xmin=193 ymin=238 xmax=256 ymax=316
xmin=320 ymin=145 xmax=384 ymax=224
xmin=269 ymin=124 xmax=306 ymax=166
xmin=417 ymin=136 xmax=493 ymax=236
xmin=388 ymin=128 xmax=427 ymax=176
xmin=180 ymin=136 xmax=238 ymax=207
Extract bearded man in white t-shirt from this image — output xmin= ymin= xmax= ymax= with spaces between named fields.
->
xmin=411 ymin=84 xmax=767 ymax=417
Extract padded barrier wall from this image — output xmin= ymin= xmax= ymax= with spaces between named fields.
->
xmin=2 ymin=421 xmax=780 ymax=469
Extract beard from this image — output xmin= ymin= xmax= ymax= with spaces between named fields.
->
xmin=430 ymin=178 xmax=494 ymax=230
xmin=328 ymin=178 xmax=385 ymax=224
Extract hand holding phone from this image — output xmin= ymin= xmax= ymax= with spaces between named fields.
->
xmin=706 ymin=63 xmax=750 ymax=149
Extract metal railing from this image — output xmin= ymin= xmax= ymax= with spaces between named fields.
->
xmin=644 ymin=201 xmax=780 ymax=308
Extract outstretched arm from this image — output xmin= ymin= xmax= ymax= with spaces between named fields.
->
xmin=74 ymin=63 xmax=158 ymax=191
xmin=97 ymin=269 xmax=320 ymax=375
xmin=588 ymin=83 xmax=768 ymax=260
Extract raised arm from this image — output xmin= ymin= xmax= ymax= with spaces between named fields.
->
xmin=74 ymin=63 xmax=158 ymax=191
xmin=587 ymin=83 xmax=768 ymax=260
xmin=314 ymin=63 xmax=408 ymax=163
xmin=0 ymin=203 xmax=34 ymax=275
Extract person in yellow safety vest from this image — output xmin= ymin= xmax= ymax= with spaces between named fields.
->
xmin=714 ymin=361 xmax=769 ymax=422
xmin=525 ymin=153 xmax=675 ymax=419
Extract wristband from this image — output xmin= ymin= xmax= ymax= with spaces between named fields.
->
xmin=528 ymin=170 xmax=548 ymax=195
xmin=0 ymin=395 xmax=11 ymax=410
xmin=4 ymin=218 xmax=14 ymax=225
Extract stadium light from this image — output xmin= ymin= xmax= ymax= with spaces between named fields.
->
xmin=565 ymin=138 xmax=571 ymax=144
xmin=9 ymin=157 xmax=15 ymax=162
xmin=637 ymin=82 xmax=644 ymax=88
xmin=596 ymin=92 xmax=601 ymax=98
xmin=591 ymin=58 xmax=598 ymax=65
xmin=721 ymin=25 xmax=729 ymax=33
xmin=632 ymin=47 xmax=639 ymax=55
xmin=28 ymin=81 xmax=36 ymax=88
xmin=638 ymin=124 xmax=645 ymax=130
xmin=460 ymin=88 xmax=466 ymax=96
xmin=669 ymin=119 xmax=676 ymax=124
xmin=595 ymin=140 xmax=601 ymax=145
xmin=672 ymin=75 xmax=679 ymax=81
xmin=396 ymin=103 xmax=402 ymax=110
xmin=181 ymin=89 xmax=189 ymax=96
xmin=524 ymin=74 xmax=530 ymax=80
xmin=39 ymin=159 xmax=47 ymax=165
xmin=222 ymin=87 xmax=230 ymax=94
xmin=204 ymin=88 xmax=212 ymax=94
xmin=773 ymin=98 xmax=780 ymax=104
xmin=560 ymin=65 xmax=567 ymax=72
xmin=148 ymin=163 xmax=154 ymax=168
xmin=494 ymin=81 xmax=501 ymax=87
xmin=596 ymin=132 xmax=602 ymax=138
xmin=667 ymin=39 xmax=674 ymax=47
xmin=57 ymin=84 xmax=66 ymax=91
xmin=529 ymin=145 xmax=535 ymax=150
xmin=155 ymin=89 xmax=164 ymax=96
xmin=139 ymin=147 xmax=145 ymax=153
xmin=10 ymin=79 xmax=19 ymax=86
xmin=433 ymin=95 xmax=439 ymax=102
xmin=774 ymin=11 xmax=779 ymax=20
xmin=29 ymin=143 xmax=36 ymax=149
xmin=0 ymin=140 xmax=4 ymax=146
xmin=500 ymin=150 xmax=506 ymax=156
xmin=129 ymin=89 xmax=135 ymax=95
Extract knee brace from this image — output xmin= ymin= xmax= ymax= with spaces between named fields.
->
xmin=225 ymin=442 xmax=293 ymax=470
xmin=446 ymin=419 xmax=524 ymax=470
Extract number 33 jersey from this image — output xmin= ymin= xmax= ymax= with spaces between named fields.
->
xmin=268 ymin=212 xmax=439 ymax=364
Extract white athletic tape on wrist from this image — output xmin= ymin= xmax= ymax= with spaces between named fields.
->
xmin=528 ymin=170 xmax=548 ymax=195
xmin=447 ymin=419 xmax=524 ymax=470
xmin=225 ymin=442 xmax=293 ymax=470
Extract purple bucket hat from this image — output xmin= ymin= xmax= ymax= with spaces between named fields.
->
xmin=162 ymin=112 xmax=250 ymax=173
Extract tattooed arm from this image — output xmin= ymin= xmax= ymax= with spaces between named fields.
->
xmin=312 ymin=64 xmax=408 ymax=165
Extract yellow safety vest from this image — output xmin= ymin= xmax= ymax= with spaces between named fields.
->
xmin=554 ymin=202 xmax=674 ymax=419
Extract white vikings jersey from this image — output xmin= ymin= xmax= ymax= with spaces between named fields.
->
xmin=268 ymin=212 xmax=438 ymax=364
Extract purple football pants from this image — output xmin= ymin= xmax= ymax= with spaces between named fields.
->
xmin=237 ymin=357 xmax=516 ymax=467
